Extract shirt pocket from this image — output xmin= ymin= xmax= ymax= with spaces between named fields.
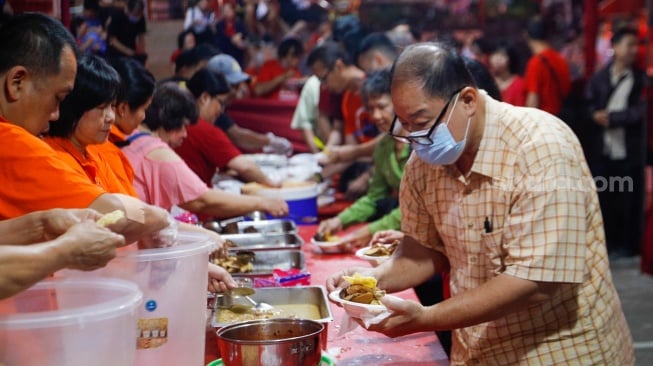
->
xmin=481 ymin=228 xmax=506 ymax=276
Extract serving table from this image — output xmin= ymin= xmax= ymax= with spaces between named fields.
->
xmin=205 ymin=224 xmax=450 ymax=365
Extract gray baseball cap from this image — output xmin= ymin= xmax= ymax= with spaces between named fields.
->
xmin=206 ymin=54 xmax=250 ymax=85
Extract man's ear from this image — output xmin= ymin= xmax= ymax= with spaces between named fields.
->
xmin=334 ymin=58 xmax=345 ymax=71
xmin=5 ymin=66 xmax=29 ymax=102
xmin=460 ymin=87 xmax=478 ymax=117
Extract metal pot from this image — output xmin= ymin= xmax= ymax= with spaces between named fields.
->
xmin=216 ymin=318 xmax=324 ymax=366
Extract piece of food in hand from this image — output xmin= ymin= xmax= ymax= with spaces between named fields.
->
xmin=340 ymin=273 xmax=385 ymax=305
xmin=313 ymin=231 xmax=340 ymax=242
xmin=364 ymin=240 xmax=399 ymax=257
xmin=95 ymin=210 xmax=125 ymax=227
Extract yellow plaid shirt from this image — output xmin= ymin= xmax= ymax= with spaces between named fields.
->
xmin=401 ymin=95 xmax=634 ymax=365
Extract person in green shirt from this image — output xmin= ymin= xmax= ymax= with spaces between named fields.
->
xmin=317 ymin=68 xmax=409 ymax=248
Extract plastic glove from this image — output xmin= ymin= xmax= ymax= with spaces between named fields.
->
xmin=263 ymin=132 xmax=293 ymax=155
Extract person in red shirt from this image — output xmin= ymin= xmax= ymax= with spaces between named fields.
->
xmin=523 ymin=16 xmax=571 ymax=115
xmin=489 ymin=42 xmax=526 ymax=107
xmin=176 ymin=69 xmax=277 ymax=187
xmin=252 ymin=37 xmax=304 ymax=99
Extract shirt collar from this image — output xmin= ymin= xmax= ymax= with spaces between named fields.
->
xmin=468 ymin=93 xmax=508 ymax=180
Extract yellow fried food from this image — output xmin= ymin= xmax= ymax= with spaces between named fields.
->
xmin=340 ymin=273 xmax=385 ymax=305
xmin=96 ymin=210 xmax=125 ymax=227
xmin=343 ymin=273 xmax=377 ymax=289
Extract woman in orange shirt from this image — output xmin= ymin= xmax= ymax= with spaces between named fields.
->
xmin=44 ymin=55 xmax=127 ymax=194
xmin=89 ymin=57 xmax=156 ymax=197
xmin=44 ymin=54 xmax=236 ymax=292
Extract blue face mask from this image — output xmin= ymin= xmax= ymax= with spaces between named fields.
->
xmin=128 ymin=14 xmax=141 ymax=23
xmin=411 ymin=93 xmax=471 ymax=166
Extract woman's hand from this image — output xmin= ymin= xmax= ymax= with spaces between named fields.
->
xmin=208 ymin=262 xmax=237 ymax=293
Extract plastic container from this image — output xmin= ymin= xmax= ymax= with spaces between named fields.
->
xmin=0 ymin=278 xmax=142 ymax=366
xmin=252 ymin=183 xmax=319 ymax=225
xmin=60 ymin=231 xmax=214 ymax=366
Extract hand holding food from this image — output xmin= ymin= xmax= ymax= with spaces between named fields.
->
xmin=364 ymin=240 xmax=399 ymax=257
xmin=317 ymin=217 xmax=343 ymax=239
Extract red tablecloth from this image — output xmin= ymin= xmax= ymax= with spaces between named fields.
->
xmin=205 ymin=225 xmax=450 ymax=365
xmin=228 ymin=98 xmax=310 ymax=154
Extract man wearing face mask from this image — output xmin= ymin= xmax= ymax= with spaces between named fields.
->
xmin=106 ymin=0 xmax=147 ymax=64
xmin=326 ymin=43 xmax=634 ymax=364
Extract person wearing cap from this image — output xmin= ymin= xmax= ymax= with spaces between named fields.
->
xmin=175 ymin=69 xmax=279 ymax=187
xmin=207 ymin=54 xmax=293 ymax=155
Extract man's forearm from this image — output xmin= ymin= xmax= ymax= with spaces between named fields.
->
xmin=0 ymin=211 xmax=44 ymax=245
xmin=0 ymin=241 xmax=67 ymax=299
xmin=375 ymin=236 xmax=448 ymax=293
xmin=423 ymin=273 xmax=560 ymax=331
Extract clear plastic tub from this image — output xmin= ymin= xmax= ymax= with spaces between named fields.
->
xmin=61 ymin=231 xmax=215 ymax=366
xmin=0 ymin=278 xmax=142 ymax=366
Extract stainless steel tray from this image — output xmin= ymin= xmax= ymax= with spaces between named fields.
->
xmin=224 ymin=249 xmax=305 ymax=277
xmin=228 ymin=219 xmax=297 ymax=235
xmin=221 ymin=232 xmax=304 ymax=250
xmin=211 ymin=286 xmax=333 ymax=328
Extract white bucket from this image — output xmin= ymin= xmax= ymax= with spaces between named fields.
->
xmin=0 ymin=278 xmax=142 ymax=366
xmin=60 ymin=231 xmax=214 ymax=366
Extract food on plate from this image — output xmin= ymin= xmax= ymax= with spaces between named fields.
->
xmin=313 ymin=231 xmax=340 ymax=242
xmin=222 ymin=222 xmax=240 ymax=234
xmin=340 ymin=273 xmax=385 ymax=305
xmin=213 ymin=251 xmax=255 ymax=273
xmin=364 ymin=240 xmax=399 ymax=257
xmin=95 ymin=210 xmax=125 ymax=227
xmin=243 ymin=226 xmax=260 ymax=233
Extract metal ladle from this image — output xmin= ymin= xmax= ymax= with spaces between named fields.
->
xmin=229 ymin=287 xmax=275 ymax=315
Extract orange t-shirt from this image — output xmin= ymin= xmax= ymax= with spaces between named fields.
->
xmin=0 ymin=120 xmax=105 ymax=219
xmin=341 ymin=90 xmax=376 ymax=143
xmin=523 ymin=48 xmax=571 ymax=115
xmin=88 ymin=125 xmax=138 ymax=197
xmin=43 ymin=136 xmax=136 ymax=197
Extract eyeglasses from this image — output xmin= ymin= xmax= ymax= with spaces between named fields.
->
xmin=388 ymin=88 xmax=463 ymax=145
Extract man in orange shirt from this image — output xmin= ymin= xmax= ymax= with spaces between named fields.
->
xmin=0 ymin=13 xmax=169 ymax=244
xmin=524 ymin=16 xmax=571 ymax=116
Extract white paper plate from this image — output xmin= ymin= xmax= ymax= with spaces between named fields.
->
xmin=354 ymin=247 xmax=391 ymax=267
xmin=311 ymin=238 xmax=346 ymax=254
xmin=328 ymin=289 xmax=386 ymax=319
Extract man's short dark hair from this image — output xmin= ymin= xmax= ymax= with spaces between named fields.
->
xmin=174 ymin=48 xmax=200 ymax=74
xmin=526 ymin=16 xmax=548 ymax=41
xmin=463 ymin=57 xmax=501 ymax=101
xmin=109 ymin=57 xmax=155 ymax=110
xmin=144 ymin=83 xmax=198 ymax=132
xmin=360 ymin=68 xmax=392 ymax=104
xmin=611 ymin=27 xmax=638 ymax=45
xmin=186 ymin=68 xmax=231 ymax=99
xmin=307 ymin=41 xmax=352 ymax=69
xmin=357 ymin=32 xmax=398 ymax=64
xmin=0 ymin=13 xmax=78 ymax=77
xmin=391 ymin=42 xmax=476 ymax=100
xmin=49 ymin=55 xmax=121 ymax=137
xmin=278 ymin=37 xmax=304 ymax=59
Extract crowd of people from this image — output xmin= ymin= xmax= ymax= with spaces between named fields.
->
xmin=0 ymin=0 xmax=649 ymax=363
